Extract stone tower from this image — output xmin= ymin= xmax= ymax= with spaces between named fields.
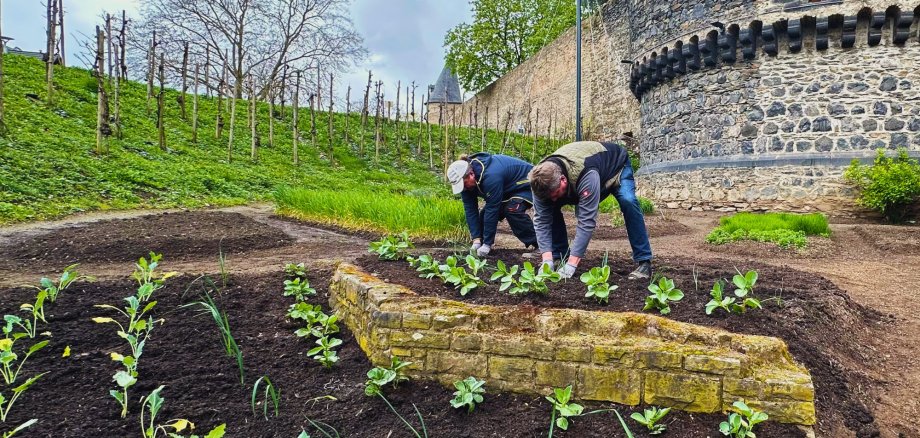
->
xmin=426 ymin=65 xmax=463 ymax=125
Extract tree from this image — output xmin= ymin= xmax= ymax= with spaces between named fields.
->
xmin=444 ymin=0 xmax=576 ymax=92
xmin=137 ymin=0 xmax=365 ymax=99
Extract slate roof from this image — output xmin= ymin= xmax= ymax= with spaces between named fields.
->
xmin=428 ymin=65 xmax=462 ymax=104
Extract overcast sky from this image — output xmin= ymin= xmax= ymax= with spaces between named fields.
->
xmin=3 ymin=0 xmax=472 ymax=110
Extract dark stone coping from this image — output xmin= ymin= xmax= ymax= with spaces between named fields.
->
xmin=636 ymin=150 xmax=920 ymax=175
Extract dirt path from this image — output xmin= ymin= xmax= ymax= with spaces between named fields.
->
xmin=1 ymin=205 xmax=916 ymax=437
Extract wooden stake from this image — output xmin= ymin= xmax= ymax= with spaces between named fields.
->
xmin=344 ymin=85 xmax=351 ymax=146
xmin=292 ymin=72 xmax=300 ymax=165
xmin=203 ymin=50 xmax=210 ymax=97
xmin=309 ymin=93 xmax=317 ymax=150
xmin=95 ymin=26 xmax=109 ymax=154
xmin=192 ymin=63 xmax=199 ymax=143
xmin=105 ymin=13 xmax=113 ymax=89
xmin=328 ymin=72 xmax=334 ymax=164
xmin=146 ymin=31 xmax=156 ymax=115
xmin=179 ymin=41 xmax=189 ymax=120
xmin=118 ymin=10 xmax=127 ymax=81
xmin=360 ymin=71 xmax=371 ymax=156
xmin=215 ymin=58 xmax=227 ymax=139
xmin=57 ymin=0 xmax=64 ymax=66
xmin=157 ymin=53 xmax=166 ymax=151
xmin=227 ymin=73 xmax=237 ymax=162
xmin=45 ymin=0 xmax=56 ymax=106
xmin=268 ymin=86 xmax=274 ymax=148
xmin=250 ymin=75 xmax=257 ymax=161
xmin=0 ymin=0 xmax=7 ymax=136
xmin=374 ymin=81 xmax=381 ymax=163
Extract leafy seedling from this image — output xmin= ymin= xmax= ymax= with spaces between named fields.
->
xmin=630 ymin=406 xmax=671 ymax=435
xmin=439 ymin=256 xmax=483 ymax=296
xmin=284 ymin=262 xmax=308 ymax=279
xmin=364 ymin=366 xmax=427 ymax=438
xmin=2 ymin=419 xmax=37 ymax=438
xmin=0 ymin=372 xmax=47 ymax=422
xmin=407 ymin=255 xmax=442 ymax=280
xmin=491 ymin=260 xmax=520 ymax=292
xmin=545 ymin=385 xmax=583 ymax=432
xmin=368 ymin=231 xmax=414 ymax=261
xmin=450 ymin=376 xmax=486 ymax=413
xmin=705 ymin=281 xmax=736 ymax=315
xmin=643 ymin=276 xmax=684 ymax=315
xmin=140 ymin=385 xmax=226 ymax=438
xmin=580 ymin=265 xmax=618 ymax=304
xmin=719 ymin=401 xmax=769 ymax=438
xmin=36 ymin=264 xmax=89 ymax=303
xmin=0 ymin=338 xmax=49 ymax=385
xmin=731 ymin=269 xmax=763 ymax=312
xmin=308 ymin=336 xmax=343 ymax=368
xmin=283 ymin=278 xmax=317 ymax=301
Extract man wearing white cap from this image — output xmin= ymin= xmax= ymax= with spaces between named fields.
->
xmin=446 ymin=153 xmax=537 ymax=257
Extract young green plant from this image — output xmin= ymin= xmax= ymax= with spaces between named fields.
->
xmin=368 ymin=231 xmax=414 ymax=261
xmin=0 ymin=338 xmax=48 ymax=385
xmin=36 ymin=264 xmax=89 ymax=303
xmin=492 ymin=261 xmax=561 ymax=295
xmin=579 ymin=265 xmax=618 ymax=304
xmin=284 ymin=262 xmax=308 ymax=279
xmin=283 ymin=278 xmax=317 ymax=301
xmin=407 ymin=254 xmax=442 ymax=280
xmin=450 ymin=376 xmax=486 ymax=413
xmin=643 ymin=276 xmax=684 ymax=315
xmin=546 ymin=385 xmax=583 ymax=432
xmin=1 ymin=419 xmax=37 ymax=438
xmin=308 ymin=336 xmax=343 ymax=368
xmin=364 ymin=364 xmax=427 ymax=438
xmin=140 ymin=385 xmax=227 ymax=438
xmin=251 ymin=376 xmax=281 ymax=419
xmin=719 ymin=401 xmax=769 ymax=438
xmin=0 ymin=372 xmax=47 ymax=422
xmin=439 ymin=256 xmax=484 ymax=296
xmin=630 ymin=406 xmax=670 ymax=435
xmin=182 ymin=290 xmax=245 ymax=385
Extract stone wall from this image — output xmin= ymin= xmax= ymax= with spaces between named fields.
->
xmin=330 ymin=263 xmax=817 ymax=425
xmin=448 ymin=2 xmax=640 ymax=142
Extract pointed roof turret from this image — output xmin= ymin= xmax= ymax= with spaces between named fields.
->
xmin=428 ymin=65 xmax=462 ymax=104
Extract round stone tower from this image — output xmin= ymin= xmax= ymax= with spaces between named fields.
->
xmin=628 ymin=0 xmax=920 ymax=213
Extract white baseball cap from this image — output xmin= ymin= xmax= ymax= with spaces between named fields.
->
xmin=447 ymin=160 xmax=471 ymax=194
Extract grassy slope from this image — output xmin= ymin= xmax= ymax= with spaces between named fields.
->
xmin=0 ymin=54 xmax=557 ymax=224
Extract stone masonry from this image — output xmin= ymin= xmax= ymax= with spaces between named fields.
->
xmin=330 ymin=263 xmax=817 ymax=425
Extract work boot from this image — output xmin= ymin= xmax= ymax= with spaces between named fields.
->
xmin=628 ymin=261 xmax=652 ymax=281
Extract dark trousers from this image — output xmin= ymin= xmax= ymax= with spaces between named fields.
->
xmin=479 ymin=198 xmax=537 ymax=247
xmin=549 ymin=163 xmax=653 ymax=262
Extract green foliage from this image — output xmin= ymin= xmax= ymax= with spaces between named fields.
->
xmin=284 ymin=263 xmax=308 ymax=279
xmin=719 ymin=401 xmax=769 ymax=438
xmin=613 ymin=410 xmax=635 ymax=438
xmin=278 ymin=188 xmax=466 ymax=242
xmin=707 ymin=212 xmax=830 ymax=249
xmin=35 ymin=264 xmax=89 ymax=303
xmin=706 ymin=271 xmax=762 ymax=316
xmin=0 ymin=372 xmax=47 ymax=422
xmin=287 ymin=297 xmax=342 ymax=369
xmin=492 ymin=261 xmax=561 ymax=295
xmin=308 ymin=336 xmax=343 ymax=369
xmin=0 ymin=338 xmax=48 ymax=385
xmin=643 ymin=276 xmax=684 ymax=315
xmin=407 ymin=254 xmax=442 ymax=279
xmin=579 ymin=265 xmax=618 ymax=304
xmin=283 ymin=278 xmax=317 ymax=301
xmin=182 ymin=288 xmax=245 ymax=385
xmin=439 ymin=256 xmax=485 ymax=296
xmin=445 ymin=0 xmax=577 ymax=91
xmin=450 ymin=376 xmax=486 ymax=413
xmin=545 ymin=385 xmax=583 ymax=431
xmin=630 ymin=406 xmax=671 ymax=435
xmin=845 ymin=148 xmax=920 ymax=222
xmin=368 ymin=232 xmax=414 ymax=260
xmin=598 ymin=197 xmax=656 ymax=215
xmin=1 ymin=419 xmax=38 ymax=438
xmin=140 ymin=385 xmax=226 ymax=438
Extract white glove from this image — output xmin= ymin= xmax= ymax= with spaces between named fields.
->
xmin=558 ymin=263 xmax=577 ymax=279
xmin=539 ymin=260 xmax=554 ymax=273
xmin=470 ymin=241 xmax=482 ymax=252
xmin=476 ymin=244 xmax=491 ymax=257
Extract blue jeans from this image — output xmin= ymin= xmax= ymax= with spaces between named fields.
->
xmin=550 ymin=163 xmax=653 ymax=262
xmin=478 ymin=198 xmax=538 ymax=247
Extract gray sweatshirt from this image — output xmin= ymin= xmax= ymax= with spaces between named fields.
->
xmin=533 ymin=170 xmax=601 ymax=258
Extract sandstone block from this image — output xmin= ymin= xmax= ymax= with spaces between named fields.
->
xmin=390 ymin=331 xmax=450 ymax=349
xmin=644 ymin=371 xmax=721 ymax=412
xmin=684 ymin=354 xmax=742 ymax=377
xmin=577 ymin=366 xmax=641 ymax=404
xmin=488 ymin=356 xmax=535 ymax=381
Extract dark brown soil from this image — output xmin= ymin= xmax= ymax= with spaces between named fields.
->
xmin=0 ymin=211 xmax=293 ymax=270
xmin=0 ymin=271 xmax=803 ymax=438
xmin=359 ymin=248 xmax=885 ymax=437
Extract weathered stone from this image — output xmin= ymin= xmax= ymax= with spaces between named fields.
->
xmin=741 ymin=123 xmax=757 ymax=138
xmin=725 ymin=399 xmax=817 ymax=425
xmin=593 ymin=345 xmax=638 ymax=366
xmin=427 ymin=351 xmax=487 ymax=376
xmin=788 ymin=104 xmax=803 ymax=118
xmin=909 ymin=119 xmax=920 ymax=132
xmin=827 ymin=82 xmax=843 ymax=94
xmin=390 ymin=331 xmax=450 ymax=349
xmin=638 ymin=351 xmax=683 ymax=370
xmin=741 ymin=141 xmax=754 ymax=154
xmin=885 ymin=118 xmax=905 ymax=131
xmin=880 ymin=76 xmax=898 ymax=91
xmin=795 ymin=141 xmax=813 ymax=152
xmin=874 ymin=102 xmax=888 ymax=115
xmin=891 ymin=133 xmax=909 ymax=148
xmin=781 ymin=121 xmax=795 ymax=133
xmin=488 ymin=356 xmax=535 ymax=381
xmin=797 ymin=119 xmax=811 ymax=132
xmin=767 ymin=102 xmax=786 ymax=117
xmin=371 ymin=311 xmax=402 ymax=329
xmin=815 ymin=136 xmax=833 ymax=152
xmin=684 ymin=355 xmax=742 ymax=377
xmin=766 ymin=378 xmax=815 ymax=402
xmin=900 ymin=80 xmax=912 ymax=90
xmin=862 ymin=120 xmax=877 ymax=132
xmin=851 ymin=105 xmax=866 ymax=115
xmin=763 ymin=122 xmax=778 ymax=135
xmin=644 ymin=371 xmax=721 ymax=412
xmin=402 ymin=312 xmax=432 ymax=329
xmin=535 ymin=361 xmax=579 ymax=388
xmin=828 ymin=103 xmax=847 ymax=116
xmin=556 ymin=345 xmax=592 ymax=362
xmin=812 ymin=117 xmax=831 ymax=132
xmin=805 ymin=82 xmax=820 ymax=93
xmin=891 ymin=103 xmax=903 ymax=114
xmin=482 ymin=336 xmax=555 ymax=360
xmin=451 ymin=333 xmax=482 ymax=352
xmin=578 ymin=366 xmax=642 ymax=404
xmin=846 ymin=82 xmax=869 ymax=92
xmin=431 ymin=313 xmax=470 ymax=330
xmin=747 ymin=107 xmax=764 ymax=121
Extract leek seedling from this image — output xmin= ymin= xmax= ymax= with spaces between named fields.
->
xmin=251 ymin=376 xmax=281 ymax=419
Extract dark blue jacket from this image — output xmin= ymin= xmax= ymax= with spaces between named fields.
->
xmin=460 ymin=153 xmax=533 ymax=245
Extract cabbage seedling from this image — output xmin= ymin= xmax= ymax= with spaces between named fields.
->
xmin=630 ymin=406 xmax=670 ymax=435
xmin=10 ymin=289 xmax=49 ymax=338
xmin=450 ymin=377 xmax=486 ymax=413
xmin=545 ymin=385 xmax=583 ymax=431
xmin=719 ymin=401 xmax=768 ymax=438
xmin=407 ymin=255 xmax=442 ymax=280
xmin=308 ymin=336 xmax=342 ymax=368
xmin=643 ymin=277 xmax=684 ymax=315
xmin=705 ymin=281 xmax=736 ymax=315
xmin=140 ymin=385 xmax=227 ymax=438
xmin=283 ymin=278 xmax=317 ymax=301
xmin=36 ymin=264 xmax=90 ymax=303
xmin=0 ymin=372 xmax=47 ymax=422
xmin=731 ymin=270 xmax=763 ymax=312
xmin=490 ymin=261 xmax=519 ymax=292
xmin=368 ymin=232 xmax=414 ymax=261
xmin=579 ymin=266 xmax=619 ymax=304
xmin=132 ymin=253 xmax=177 ymax=301
xmin=0 ymin=338 xmax=48 ymax=384
xmin=516 ymin=262 xmax=561 ymax=295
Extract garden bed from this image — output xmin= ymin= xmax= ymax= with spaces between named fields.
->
xmin=357 ymin=248 xmax=883 ymax=434
xmin=0 ymin=270 xmax=804 ymax=437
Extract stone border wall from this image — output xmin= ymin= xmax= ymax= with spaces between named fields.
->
xmin=330 ymin=263 xmax=816 ymax=425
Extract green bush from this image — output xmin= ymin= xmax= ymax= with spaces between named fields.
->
xmin=844 ymin=148 xmax=920 ymax=223
xmin=706 ymin=212 xmax=830 ymax=249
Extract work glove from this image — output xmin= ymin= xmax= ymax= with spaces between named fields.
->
xmin=539 ymin=260 xmax=554 ymax=274
xmin=558 ymin=263 xmax=577 ymax=280
xmin=476 ymin=244 xmax=491 ymax=257
xmin=470 ymin=241 xmax=482 ymax=252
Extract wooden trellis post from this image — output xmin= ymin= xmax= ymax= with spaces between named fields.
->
xmin=146 ymin=30 xmax=156 ymax=115
xmin=250 ymin=75 xmax=257 ymax=161
xmin=373 ymin=81 xmax=382 ymax=163
xmin=360 ymin=71 xmax=371 ymax=156
xmin=179 ymin=41 xmax=189 ymax=120
xmin=227 ymin=72 xmax=237 ymax=162
xmin=327 ymin=72 xmax=334 ymax=164
xmin=192 ymin=63 xmax=199 ymax=143
xmin=95 ymin=26 xmax=109 ymax=154
xmin=292 ymin=72 xmax=300 ymax=165
xmin=157 ymin=53 xmax=166 ymax=151
xmin=45 ymin=0 xmax=57 ymax=106
xmin=344 ymin=85 xmax=351 ymax=146
xmin=215 ymin=59 xmax=227 ymax=139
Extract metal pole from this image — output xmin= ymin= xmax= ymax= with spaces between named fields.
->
xmin=575 ymin=0 xmax=582 ymax=141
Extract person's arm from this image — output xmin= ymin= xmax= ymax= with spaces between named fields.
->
xmin=568 ymin=170 xmax=601 ymax=264
xmin=479 ymin=180 xmax=503 ymax=246
xmin=460 ymin=190 xmax=482 ymax=241
xmin=533 ymin=195 xmax=555 ymax=261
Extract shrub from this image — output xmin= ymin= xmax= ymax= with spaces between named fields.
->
xmin=706 ymin=212 xmax=830 ymax=249
xmin=844 ymin=148 xmax=920 ymax=223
